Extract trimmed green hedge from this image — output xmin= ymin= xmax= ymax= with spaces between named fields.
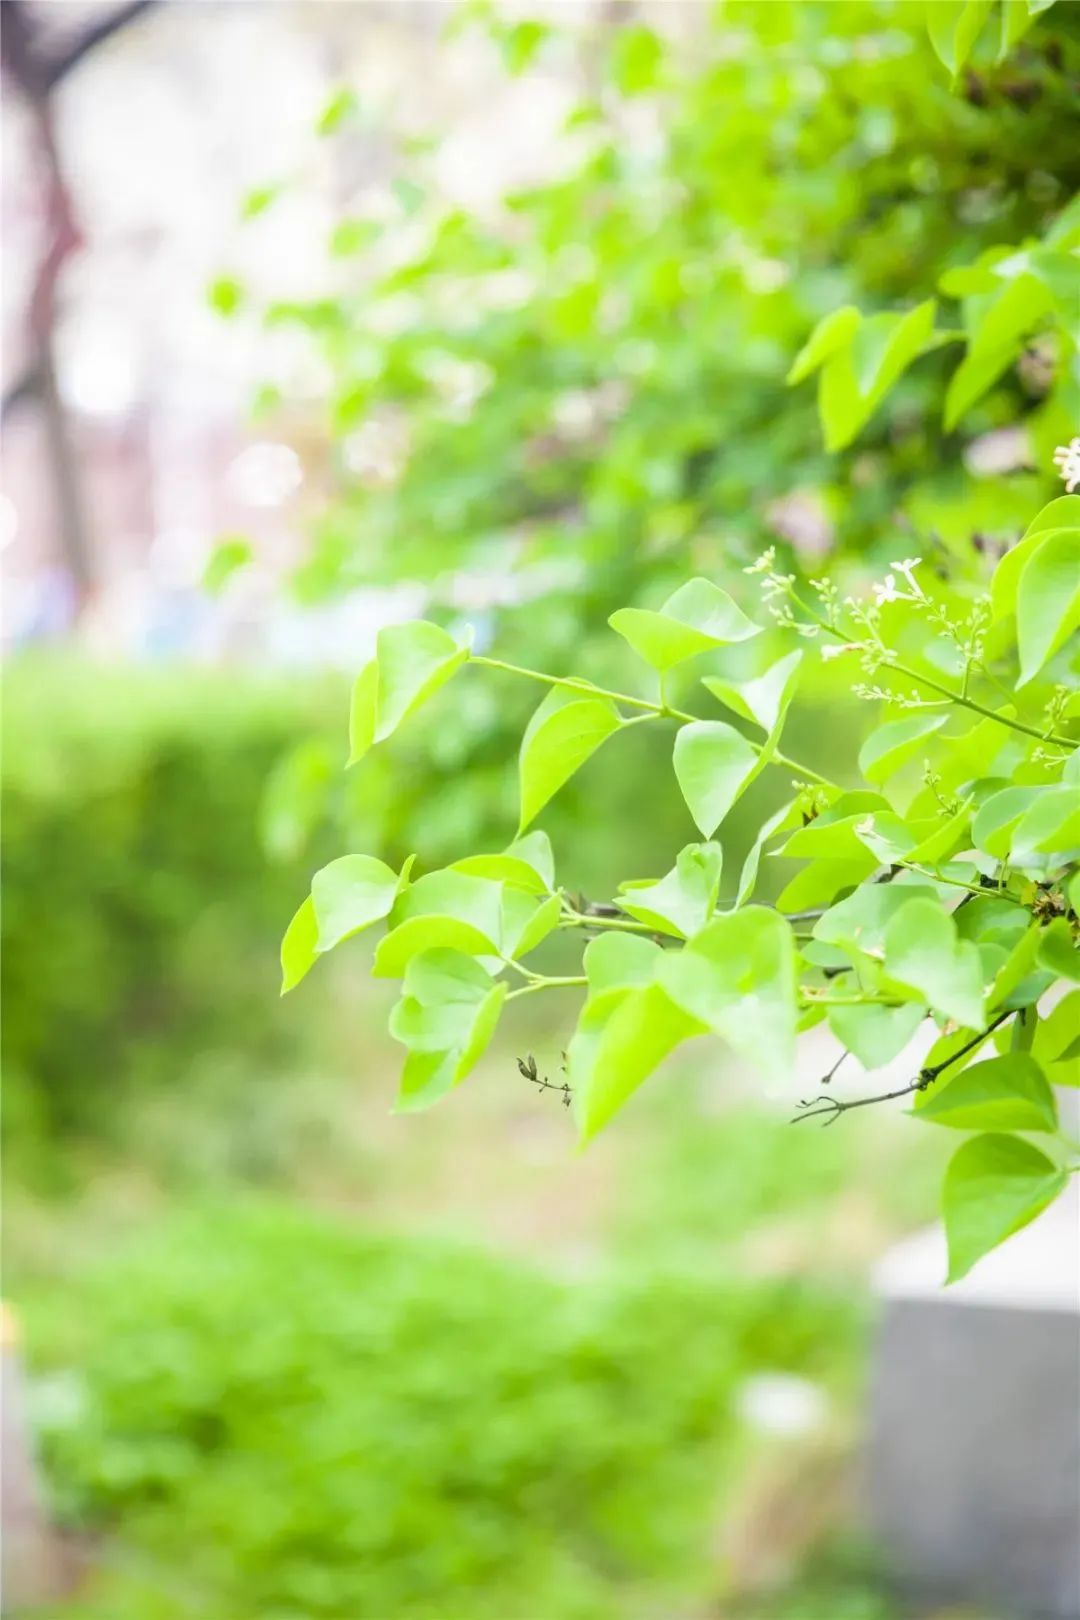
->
xmin=1 ymin=659 xmax=337 ymax=1144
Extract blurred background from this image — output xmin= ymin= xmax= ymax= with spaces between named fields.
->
xmin=2 ymin=2 xmax=1077 ymax=1616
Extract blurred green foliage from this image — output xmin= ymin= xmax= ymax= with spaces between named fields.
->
xmin=0 ymin=660 xmax=340 ymax=1148
xmin=26 ymin=1200 xmax=860 ymax=1620
xmin=244 ymin=0 xmax=1078 ymax=609
xmin=225 ymin=0 xmax=1079 ymax=867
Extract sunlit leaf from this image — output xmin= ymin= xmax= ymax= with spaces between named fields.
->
xmin=618 ymin=842 xmax=723 ymax=938
xmin=609 ymin=579 xmax=760 ymax=672
xmin=943 ymin=1133 xmax=1066 ymax=1282
xmin=918 ymin=1052 xmax=1057 ymax=1132
xmin=884 ymin=897 xmax=985 ymax=1029
xmin=672 ymin=721 xmax=759 ymax=837
xmin=1015 ymin=529 xmax=1080 ymax=685
xmin=658 ymin=907 xmax=797 ymax=1085
xmin=280 ymin=895 xmax=319 ymax=995
xmin=517 ymin=686 xmax=623 ymax=831
xmin=312 ymin=854 xmax=409 ymax=952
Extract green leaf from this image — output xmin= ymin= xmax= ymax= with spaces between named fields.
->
xmin=703 ymin=649 xmax=803 ymax=742
xmin=451 ymin=831 xmax=555 ymax=895
xmin=349 ymin=621 xmax=471 ymax=763
xmin=1010 ymin=787 xmax=1080 ymax=866
xmin=817 ymin=301 xmax=937 ymax=451
xmin=392 ymin=957 xmax=508 ymax=1113
xmin=827 ymin=1001 xmax=926 ymax=1068
xmin=990 ymin=511 xmax=1080 ymax=624
xmin=943 ymin=1133 xmax=1067 ymax=1282
xmin=658 ymin=908 xmax=797 ymax=1085
xmin=572 ymin=983 xmax=702 ymax=1143
xmin=926 ymin=0 xmax=993 ymax=77
xmin=517 ymin=686 xmax=623 ymax=831
xmin=852 ymin=300 xmax=938 ymax=399
xmin=280 ymin=895 xmax=319 ymax=995
xmin=316 ymin=86 xmax=358 ymax=136
xmin=500 ymin=891 xmax=561 ymax=959
xmin=311 ymin=854 xmax=408 ymax=952
xmin=1036 ymin=917 xmax=1080 ymax=982
xmin=1015 ymin=529 xmax=1080 ymax=685
xmin=884 ymin=898 xmax=986 ymax=1030
xmin=775 ymin=854 xmax=878 ymax=913
xmin=1032 ymin=991 xmax=1080 ymax=1084
xmin=737 ymin=799 xmax=800 ymax=907
xmin=918 ymin=1053 xmax=1058 ymax=1132
xmin=207 ymin=275 xmax=244 ymax=317
xmin=1000 ymin=0 xmax=1037 ymax=54
xmin=972 ymin=785 xmax=1043 ymax=858
xmin=944 ymin=274 xmax=1053 ymax=428
xmin=374 ymin=871 xmax=503 ymax=977
xmin=786 ymin=306 xmax=860 ymax=386
xmin=609 ymin=22 xmax=663 ymax=94
xmin=672 ymin=721 xmax=759 ymax=837
xmin=202 ymin=535 xmax=253 ymax=594
xmin=609 ymin=579 xmax=760 ymax=672
xmin=582 ymin=932 xmax=662 ymax=994
xmin=859 ymin=712 xmax=948 ymax=783
xmin=618 ymin=842 xmax=723 ymax=939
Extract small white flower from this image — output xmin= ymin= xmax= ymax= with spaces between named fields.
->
xmin=889 ymin=555 xmax=925 ymax=598
xmin=1053 ymin=437 xmax=1080 ymax=493
xmin=820 ymin=642 xmax=860 ymax=661
xmin=872 ymin=572 xmax=902 ymax=605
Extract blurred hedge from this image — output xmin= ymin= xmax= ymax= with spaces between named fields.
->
xmin=26 ymin=1200 xmax=859 ymax=1620
xmin=1 ymin=658 xmax=340 ymax=1146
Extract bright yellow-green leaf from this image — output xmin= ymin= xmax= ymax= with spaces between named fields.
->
xmin=573 ymin=983 xmax=703 ymax=1143
xmin=884 ymin=897 xmax=985 ymax=1030
xmin=943 ymin=1133 xmax=1066 ymax=1283
xmin=1015 ymin=529 xmax=1080 ymax=685
xmin=311 ymin=854 xmax=407 ymax=952
xmin=517 ymin=686 xmax=623 ymax=831
xmin=618 ymin=842 xmax=723 ymax=939
xmin=349 ymin=621 xmax=472 ymax=764
xmin=859 ymin=712 xmax=948 ymax=783
xmin=658 ymin=907 xmax=797 ymax=1085
xmin=917 ymin=1052 xmax=1057 ymax=1132
xmin=786 ymin=306 xmax=860 ymax=385
xmin=280 ymin=895 xmax=319 ymax=995
xmin=609 ymin=579 xmax=760 ymax=672
xmin=672 ymin=721 xmax=759 ymax=837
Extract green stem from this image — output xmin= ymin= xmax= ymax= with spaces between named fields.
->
xmin=506 ymin=975 xmax=588 ymax=1002
xmin=798 ymin=599 xmax=1076 ymax=749
xmin=902 ymin=863 xmax=989 ymax=896
xmin=470 ymin=654 xmax=834 ymax=786
xmin=559 ymin=905 xmax=670 ymax=938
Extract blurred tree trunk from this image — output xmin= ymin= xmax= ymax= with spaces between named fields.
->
xmin=2 ymin=0 xmax=158 ymax=610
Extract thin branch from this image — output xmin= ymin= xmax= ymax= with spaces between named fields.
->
xmin=42 ymin=1 xmax=159 ymax=90
xmin=792 ymin=1010 xmax=1012 ymax=1125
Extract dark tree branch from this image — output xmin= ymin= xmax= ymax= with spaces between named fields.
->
xmin=791 ymin=1010 xmax=1013 ymax=1126
xmin=44 ymin=1 xmax=159 ymax=89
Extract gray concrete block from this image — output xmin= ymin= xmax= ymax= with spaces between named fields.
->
xmin=868 ymin=1184 xmax=1080 ymax=1619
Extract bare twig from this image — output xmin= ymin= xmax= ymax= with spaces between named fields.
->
xmin=792 ymin=1010 xmax=1012 ymax=1126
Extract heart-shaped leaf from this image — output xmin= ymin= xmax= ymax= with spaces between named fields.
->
xmin=884 ymin=897 xmax=986 ymax=1030
xmin=943 ymin=1133 xmax=1066 ymax=1283
xmin=618 ymin=842 xmax=723 ymax=939
xmin=658 ymin=907 xmax=797 ymax=1085
xmin=673 ymin=721 xmax=759 ymax=837
xmin=917 ymin=1052 xmax=1057 ymax=1133
xmin=349 ymin=621 xmax=471 ymax=763
xmin=609 ymin=579 xmax=760 ymax=672
xmin=518 ymin=686 xmax=623 ymax=831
